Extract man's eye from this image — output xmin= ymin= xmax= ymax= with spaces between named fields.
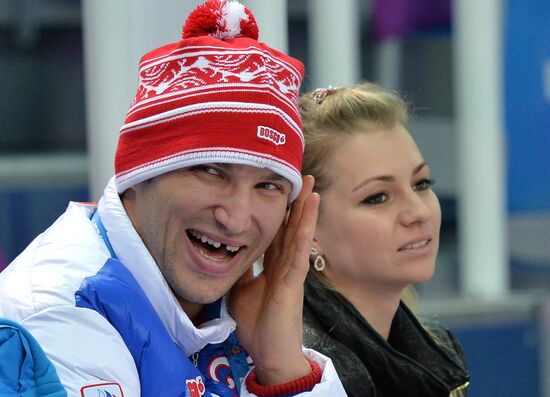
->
xmin=361 ymin=192 xmax=387 ymax=205
xmin=414 ymin=178 xmax=434 ymax=191
xmin=193 ymin=165 xmax=220 ymax=176
xmin=257 ymin=182 xmax=280 ymax=191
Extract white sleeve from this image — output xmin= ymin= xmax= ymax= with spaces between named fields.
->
xmin=21 ymin=305 xmax=140 ymax=397
xmin=240 ymin=348 xmax=348 ymax=396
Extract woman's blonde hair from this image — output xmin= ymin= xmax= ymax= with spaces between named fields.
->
xmin=300 ymin=82 xmax=418 ymax=309
xmin=300 ymin=82 xmax=409 ymax=195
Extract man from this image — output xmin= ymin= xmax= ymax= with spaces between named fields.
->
xmin=0 ymin=1 xmax=346 ymax=396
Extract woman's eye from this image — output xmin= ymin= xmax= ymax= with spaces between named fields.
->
xmin=361 ymin=192 xmax=387 ymax=205
xmin=414 ymin=178 xmax=434 ymax=191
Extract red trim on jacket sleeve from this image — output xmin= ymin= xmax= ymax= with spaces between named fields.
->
xmin=245 ymin=359 xmax=322 ymax=396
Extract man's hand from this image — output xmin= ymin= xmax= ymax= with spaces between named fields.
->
xmin=229 ymin=175 xmax=319 ymax=386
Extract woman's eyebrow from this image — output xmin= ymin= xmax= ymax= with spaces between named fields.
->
xmin=352 ymin=175 xmax=394 ymax=193
xmin=351 ymin=161 xmax=428 ymax=193
xmin=413 ymin=161 xmax=428 ymax=175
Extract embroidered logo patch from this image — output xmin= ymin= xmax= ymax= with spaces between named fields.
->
xmin=186 ymin=376 xmax=206 ymax=397
xmin=81 ymin=382 xmax=124 ymax=397
xmin=257 ymin=126 xmax=286 ymax=145
xmin=207 ymin=355 xmax=236 ymax=390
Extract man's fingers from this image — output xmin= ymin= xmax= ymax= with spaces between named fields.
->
xmin=262 ymin=175 xmax=317 ymax=281
xmin=284 ymin=190 xmax=320 ymax=287
xmin=261 ymin=224 xmax=285 ymax=278
xmin=283 ymin=175 xmax=315 ymax=247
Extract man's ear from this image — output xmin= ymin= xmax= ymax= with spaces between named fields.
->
xmin=121 ymin=177 xmax=153 ymax=205
xmin=120 ymin=186 xmax=136 ymax=206
xmin=120 ymin=186 xmax=140 ymax=228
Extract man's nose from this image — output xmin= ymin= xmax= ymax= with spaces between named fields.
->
xmin=213 ymin=188 xmax=253 ymax=235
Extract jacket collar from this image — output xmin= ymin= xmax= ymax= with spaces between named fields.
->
xmin=304 ymin=276 xmax=469 ymax=396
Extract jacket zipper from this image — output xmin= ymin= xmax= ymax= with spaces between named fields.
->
xmin=450 ymin=381 xmax=470 ymax=396
xmin=191 ymin=352 xmax=199 ymax=367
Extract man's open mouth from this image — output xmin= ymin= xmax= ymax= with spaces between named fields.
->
xmin=187 ymin=229 xmax=242 ymax=260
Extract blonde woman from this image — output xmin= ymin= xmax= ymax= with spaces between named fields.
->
xmin=300 ymin=82 xmax=469 ymax=396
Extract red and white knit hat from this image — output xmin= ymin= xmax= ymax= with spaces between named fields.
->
xmin=114 ymin=0 xmax=305 ymax=201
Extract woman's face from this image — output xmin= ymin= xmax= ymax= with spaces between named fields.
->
xmin=314 ymin=125 xmax=441 ymax=294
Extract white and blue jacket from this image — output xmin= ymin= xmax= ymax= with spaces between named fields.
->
xmin=0 ymin=178 xmax=345 ymax=397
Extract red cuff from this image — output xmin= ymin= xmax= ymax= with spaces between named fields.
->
xmin=245 ymin=359 xmax=322 ymax=397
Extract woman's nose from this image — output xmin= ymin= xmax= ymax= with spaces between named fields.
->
xmin=398 ymin=191 xmax=432 ymax=227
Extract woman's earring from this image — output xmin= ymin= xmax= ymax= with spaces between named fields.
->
xmin=310 ymin=248 xmax=326 ymax=272
xmin=314 ymin=256 xmax=326 ymax=272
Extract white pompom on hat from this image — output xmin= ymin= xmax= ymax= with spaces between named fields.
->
xmin=114 ymin=0 xmax=305 ymax=201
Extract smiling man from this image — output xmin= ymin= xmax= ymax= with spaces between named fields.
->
xmin=0 ymin=1 xmax=346 ymax=396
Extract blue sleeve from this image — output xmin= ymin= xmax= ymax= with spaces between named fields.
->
xmin=0 ymin=317 xmax=67 ymax=397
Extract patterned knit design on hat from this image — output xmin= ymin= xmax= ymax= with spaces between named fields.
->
xmin=115 ymin=0 xmax=305 ymax=201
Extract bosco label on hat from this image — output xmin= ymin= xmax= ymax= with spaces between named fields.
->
xmin=114 ymin=0 xmax=305 ymax=201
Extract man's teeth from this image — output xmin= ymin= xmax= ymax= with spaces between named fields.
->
xmin=226 ymin=245 xmax=240 ymax=253
xmin=189 ymin=230 xmax=240 ymax=253
xmin=404 ymin=240 xmax=428 ymax=250
xmin=199 ymin=234 xmax=221 ymax=248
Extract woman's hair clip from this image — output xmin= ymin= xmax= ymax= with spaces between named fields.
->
xmin=312 ymin=86 xmax=337 ymax=104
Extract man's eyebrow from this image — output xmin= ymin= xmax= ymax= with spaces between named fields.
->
xmin=265 ymin=172 xmax=288 ymax=181
xmin=216 ymin=163 xmax=288 ymax=181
